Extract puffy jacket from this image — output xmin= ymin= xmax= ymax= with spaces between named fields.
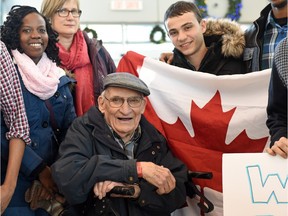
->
xmin=52 ymin=106 xmax=188 ymax=216
xmin=172 ymin=18 xmax=247 ymax=75
xmin=244 ymin=4 xmax=271 ymax=72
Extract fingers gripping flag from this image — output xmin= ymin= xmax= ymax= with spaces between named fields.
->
xmin=117 ymin=51 xmax=271 ymax=215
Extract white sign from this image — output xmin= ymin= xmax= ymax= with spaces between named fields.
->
xmin=110 ymin=0 xmax=143 ymax=11
xmin=223 ymin=153 xmax=288 ymax=216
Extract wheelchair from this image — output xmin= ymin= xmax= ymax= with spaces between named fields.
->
xmin=185 ymin=171 xmax=214 ymax=213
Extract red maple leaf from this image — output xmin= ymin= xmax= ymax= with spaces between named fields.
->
xmin=156 ymin=91 xmax=268 ymax=192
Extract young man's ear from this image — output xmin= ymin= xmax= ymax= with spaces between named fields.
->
xmin=200 ymin=19 xmax=207 ymax=34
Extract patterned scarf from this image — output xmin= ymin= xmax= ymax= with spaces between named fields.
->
xmin=109 ymin=125 xmax=141 ymax=159
xmin=57 ymin=30 xmax=94 ymax=116
xmin=12 ymin=49 xmax=64 ymax=100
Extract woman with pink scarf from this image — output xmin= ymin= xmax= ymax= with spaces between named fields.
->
xmin=0 ymin=5 xmax=76 ymax=216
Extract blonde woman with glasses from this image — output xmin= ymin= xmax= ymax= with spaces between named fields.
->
xmin=41 ymin=0 xmax=116 ymax=117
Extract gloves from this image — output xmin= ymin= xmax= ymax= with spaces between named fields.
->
xmin=25 ymin=180 xmax=65 ymax=216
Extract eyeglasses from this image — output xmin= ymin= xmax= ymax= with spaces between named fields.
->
xmin=56 ymin=8 xmax=82 ymax=18
xmin=104 ymin=95 xmax=143 ymax=108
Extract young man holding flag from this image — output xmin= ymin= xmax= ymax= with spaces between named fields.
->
xmin=162 ymin=1 xmax=247 ymax=75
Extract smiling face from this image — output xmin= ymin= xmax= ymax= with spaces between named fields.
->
xmin=98 ymin=87 xmax=147 ymax=143
xmin=165 ymin=12 xmax=207 ymax=62
xmin=19 ymin=12 xmax=48 ymax=64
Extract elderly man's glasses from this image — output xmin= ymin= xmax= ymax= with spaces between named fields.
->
xmin=104 ymin=95 xmax=143 ymax=108
xmin=56 ymin=8 xmax=82 ymax=18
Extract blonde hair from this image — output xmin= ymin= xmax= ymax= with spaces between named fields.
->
xmin=41 ymin=0 xmax=80 ymax=20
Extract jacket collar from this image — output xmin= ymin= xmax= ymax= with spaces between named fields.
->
xmin=203 ymin=18 xmax=245 ymax=58
xmin=260 ymin=4 xmax=272 ymax=19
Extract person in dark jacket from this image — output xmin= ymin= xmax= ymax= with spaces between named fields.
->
xmin=265 ymin=37 xmax=287 ymax=159
xmin=1 ymin=5 xmax=76 ymax=216
xmin=244 ymin=0 xmax=287 ymax=72
xmin=51 ymin=72 xmax=188 ymax=216
xmin=41 ymin=0 xmax=116 ymax=116
xmin=161 ymin=1 xmax=247 ymax=75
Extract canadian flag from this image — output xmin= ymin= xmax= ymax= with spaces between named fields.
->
xmin=117 ymin=51 xmax=271 ymax=216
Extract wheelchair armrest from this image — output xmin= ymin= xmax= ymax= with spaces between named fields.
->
xmin=188 ymin=171 xmax=213 ymax=179
xmin=185 ymin=171 xmax=214 ymax=213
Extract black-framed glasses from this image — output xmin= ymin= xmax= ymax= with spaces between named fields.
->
xmin=56 ymin=8 xmax=82 ymax=18
xmin=104 ymin=95 xmax=143 ymax=108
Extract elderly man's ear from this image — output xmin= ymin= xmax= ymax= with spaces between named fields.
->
xmin=141 ymin=98 xmax=147 ymax=114
xmin=98 ymin=95 xmax=105 ymax=113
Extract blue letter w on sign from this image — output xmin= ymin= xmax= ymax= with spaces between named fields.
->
xmin=246 ymin=165 xmax=288 ymax=204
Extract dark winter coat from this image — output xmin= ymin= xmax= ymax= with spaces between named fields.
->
xmin=266 ymin=37 xmax=288 ymax=146
xmin=172 ymin=18 xmax=247 ymax=75
xmin=244 ymin=4 xmax=271 ymax=72
xmin=51 ymin=106 xmax=188 ymax=216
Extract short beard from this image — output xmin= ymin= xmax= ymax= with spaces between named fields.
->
xmin=271 ymin=0 xmax=288 ymax=9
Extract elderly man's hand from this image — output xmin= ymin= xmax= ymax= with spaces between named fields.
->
xmin=94 ymin=181 xmax=123 ymax=200
xmin=266 ymin=137 xmax=288 ymax=159
xmin=140 ymin=162 xmax=176 ymax=194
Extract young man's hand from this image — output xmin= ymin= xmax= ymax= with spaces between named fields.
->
xmin=159 ymin=52 xmax=174 ymax=64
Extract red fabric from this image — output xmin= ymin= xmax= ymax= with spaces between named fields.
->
xmin=58 ymin=30 xmax=94 ymax=116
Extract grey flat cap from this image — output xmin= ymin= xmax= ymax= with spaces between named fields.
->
xmin=103 ymin=72 xmax=150 ymax=96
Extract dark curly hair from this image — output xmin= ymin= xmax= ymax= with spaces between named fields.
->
xmin=0 ymin=5 xmax=61 ymax=66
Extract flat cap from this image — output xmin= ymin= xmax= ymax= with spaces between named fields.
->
xmin=103 ymin=72 xmax=150 ymax=96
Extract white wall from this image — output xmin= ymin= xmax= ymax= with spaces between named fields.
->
xmin=79 ymin=0 xmax=269 ymax=24
xmin=0 ymin=0 xmax=270 ymax=66
xmin=1 ymin=0 xmax=270 ymax=24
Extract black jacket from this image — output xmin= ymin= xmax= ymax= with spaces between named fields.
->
xmin=244 ymin=4 xmax=272 ymax=72
xmin=52 ymin=106 xmax=187 ymax=216
xmin=266 ymin=38 xmax=288 ymax=147
xmin=172 ymin=18 xmax=247 ymax=75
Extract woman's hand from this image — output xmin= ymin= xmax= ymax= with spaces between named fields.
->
xmin=0 ymin=184 xmax=15 ymax=214
xmin=266 ymin=137 xmax=288 ymax=159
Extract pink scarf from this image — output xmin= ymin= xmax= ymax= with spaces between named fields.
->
xmin=12 ymin=49 xmax=65 ymax=100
